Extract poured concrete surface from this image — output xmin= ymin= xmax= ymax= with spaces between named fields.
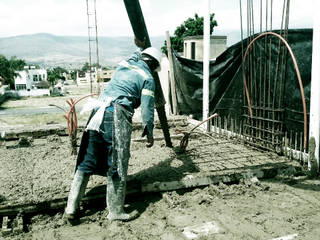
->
xmin=0 ymin=122 xmax=295 ymax=207
xmin=1 ymin=120 xmax=320 ymax=239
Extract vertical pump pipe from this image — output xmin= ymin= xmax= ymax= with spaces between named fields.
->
xmin=166 ymin=30 xmax=178 ymax=115
xmin=203 ymin=0 xmax=211 ymax=131
xmin=123 ymin=0 xmax=172 ymax=147
xmin=309 ymin=3 xmax=320 ymax=173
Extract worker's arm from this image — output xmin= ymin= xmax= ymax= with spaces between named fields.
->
xmin=141 ymin=78 xmax=155 ymax=147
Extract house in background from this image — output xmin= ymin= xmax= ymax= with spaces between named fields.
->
xmin=76 ymin=68 xmax=114 ymax=85
xmin=99 ymin=69 xmax=114 ymax=82
xmin=14 ymin=66 xmax=49 ymax=96
xmin=183 ymin=35 xmax=227 ymax=60
xmin=14 ymin=66 xmax=48 ymax=90
xmin=76 ymin=67 xmax=97 ymax=85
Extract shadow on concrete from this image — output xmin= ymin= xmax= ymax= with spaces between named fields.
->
xmin=84 ymin=147 xmax=197 ymax=217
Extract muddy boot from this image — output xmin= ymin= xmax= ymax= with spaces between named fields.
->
xmin=64 ymin=170 xmax=90 ymax=224
xmin=106 ymin=175 xmax=139 ymax=221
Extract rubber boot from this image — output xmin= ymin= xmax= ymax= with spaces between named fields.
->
xmin=106 ymin=175 xmax=139 ymax=221
xmin=64 ymin=170 xmax=90 ymax=223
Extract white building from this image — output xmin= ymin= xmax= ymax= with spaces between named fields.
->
xmin=183 ymin=35 xmax=227 ymax=60
xmin=76 ymin=68 xmax=97 ymax=85
xmin=14 ymin=66 xmax=48 ymax=90
xmin=99 ymin=69 xmax=114 ymax=82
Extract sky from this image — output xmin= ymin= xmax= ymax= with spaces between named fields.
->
xmin=0 ymin=0 xmax=314 ymax=42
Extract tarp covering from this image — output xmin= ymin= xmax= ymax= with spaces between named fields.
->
xmin=171 ymin=29 xmax=312 ymax=133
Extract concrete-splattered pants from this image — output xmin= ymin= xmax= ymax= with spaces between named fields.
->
xmin=106 ymin=103 xmax=133 ymax=219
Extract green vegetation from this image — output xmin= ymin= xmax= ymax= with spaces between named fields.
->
xmin=162 ymin=13 xmax=218 ymax=54
xmin=81 ymin=62 xmax=101 ymax=72
xmin=0 ymin=55 xmax=26 ymax=89
xmin=47 ymin=66 xmax=68 ymax=86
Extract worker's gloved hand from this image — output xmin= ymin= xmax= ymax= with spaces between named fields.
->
xmin=134 ymin=36 xmax=146 ymax=49
xmin=146 ymin=136 xmax=154 ymax=148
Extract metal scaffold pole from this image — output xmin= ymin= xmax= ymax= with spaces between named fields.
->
xmin=203 ymin=0 xmax=211 ymax=131
xmin=86 ymin=0 xmax=100 ymax=94
xmin=86 ymin=0 xmax=93 ymax=93
xmin=309 ymin=1 xmax=320 ymax=174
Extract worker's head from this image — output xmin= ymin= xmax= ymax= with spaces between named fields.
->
xmin=141 ymin=47 xmax=162 ymax=72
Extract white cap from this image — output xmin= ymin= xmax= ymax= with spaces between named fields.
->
xmin=141 ymin=47 xmax=162 ymax=71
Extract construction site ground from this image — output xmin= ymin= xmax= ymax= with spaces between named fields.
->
xmin=1 ymin=86 xmax=320 ymax=240
xmin=1 ymin=121 xmax=320 ymax=240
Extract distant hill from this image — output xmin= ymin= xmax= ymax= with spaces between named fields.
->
xmin=0 ymin=33 xmax=165 ymax=69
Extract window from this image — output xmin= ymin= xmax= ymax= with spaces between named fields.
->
xmin=191 ymin=42 xmax=196 ymax=60
xmin=33 ymin=75 xmax=38 ymax=82
xmin=184 ymin=43 xmax=187 ymax=56
xmin=16 ymin=84 xmax=26 ymax=90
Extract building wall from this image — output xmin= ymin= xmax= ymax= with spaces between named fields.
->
xmin=99 ymin=69 xmax=114 ymax=82
xmin=183 ymin=35 xmax=227 ymax=61
xmin=14 ymin=89 xmax=50 ymax=97
xmin=76 ymin=70 xmax=97 ymax=85
xmin=14 ymin=68 xmax=48 ymax=90
xmin=14 ymin=71 xmax=30 ymax=90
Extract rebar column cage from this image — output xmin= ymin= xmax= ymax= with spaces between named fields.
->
xmin=242 ymin=31 xmax=307 ymax=153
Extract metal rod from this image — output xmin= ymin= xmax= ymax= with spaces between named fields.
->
xmin=94 ymin=0 xmax=100 ymax=94
xmin=203 ymin=0 xmax=211 ymax=131
xmin=258 ymin=0 xmax=263 ymax=141
xmin=86 ymin=0 xmax=93 ymax=94
xmin=289 ymin=130 xmax=293 ymax=159
xmin=239 ymin=0 xmax=245 ymax=111
xmin=242 ymin=31 xmax=308 ymax=150
xmin=300 ymin=132 xmax=303 ymax=164
xmin=285 ymin=131 xmax=288 ymax=157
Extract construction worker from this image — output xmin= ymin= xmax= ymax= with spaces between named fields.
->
xmin=64 ymin=43 xmax=162 ymax=223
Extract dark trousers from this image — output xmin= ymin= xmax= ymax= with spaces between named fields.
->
xmin=77 ymin=110 xmax=114 ymax=176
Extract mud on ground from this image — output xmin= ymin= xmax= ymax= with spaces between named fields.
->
xmin=1 ymin=126 xmax=320 ymax=239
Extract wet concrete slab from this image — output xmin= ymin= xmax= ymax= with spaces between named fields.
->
xmin=0 ymin=115 xmax=301 ymax=215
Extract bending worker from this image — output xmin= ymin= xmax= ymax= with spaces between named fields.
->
xmin=64 ymin=43 xmax=162 ymax=223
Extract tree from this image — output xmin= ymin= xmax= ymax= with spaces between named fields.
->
xmin=81 ymin=62 xmax=100 ymax=72
xmin=9 ymin=56 xmax=26 ymax=71
xmin=0 ymin=55 xmax=26 ymax=89
xmin=47 ymin=66 xmax=68 ymax=86
xmin=162 ymin=13 xmax=218 ymax=54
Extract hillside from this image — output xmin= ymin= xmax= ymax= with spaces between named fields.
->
xmin=0 ymin=33 xmax=165 ymax=69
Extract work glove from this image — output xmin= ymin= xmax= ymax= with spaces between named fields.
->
xmin=146 ymin=135 xmax=154 ymax=148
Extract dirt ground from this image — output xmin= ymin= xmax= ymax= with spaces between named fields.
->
xmin=1 ymin=126 xmax=320 ymax=240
